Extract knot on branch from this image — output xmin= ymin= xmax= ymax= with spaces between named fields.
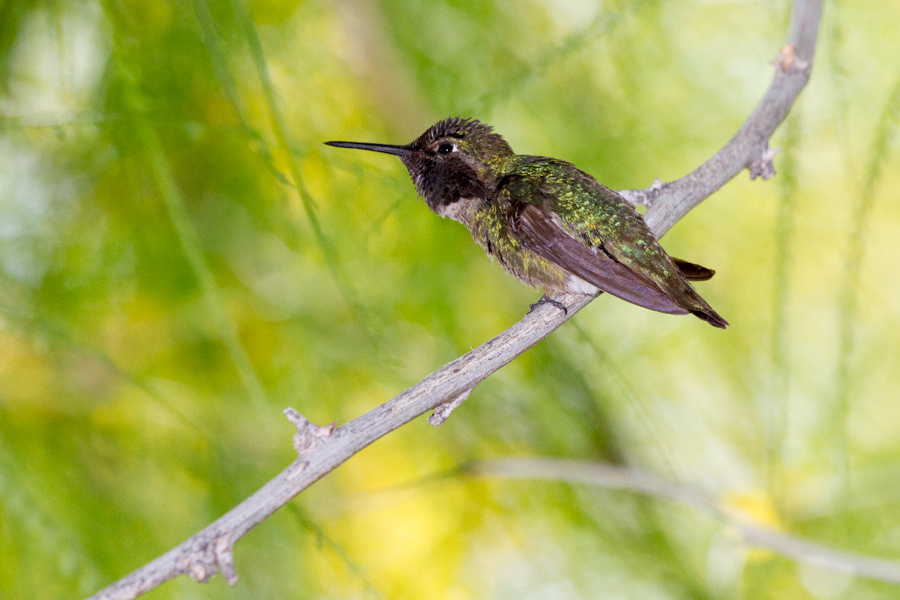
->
xmin=284 ymin=408 xmax=336 ymax=455
xmin=773 ymin=44 xmax=810 ymax=73
xmin=618 ymin=178 xmax=665 ymax=208
xmin=427 ymin=389 xmax=473 ymax=427
xmin=748 ymin=145 xmax=780 ymax=180
xmin=179 ymin=531 xmax=238 ymax=586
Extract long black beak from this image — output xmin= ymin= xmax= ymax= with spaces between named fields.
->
xmin=324 ymin=141 xmax=411 ymax=156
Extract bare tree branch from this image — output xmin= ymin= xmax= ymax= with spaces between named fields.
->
xmin=620 ymin=3 xmax=821 ymax=235
xmin=469 ymin=458 xmax=900 ymax=585
xmin=85 ymin=1 xmax=822 ymax=598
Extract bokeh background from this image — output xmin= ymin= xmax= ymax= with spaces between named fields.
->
xmin=3 ymin=0 xmax=900 ymax=598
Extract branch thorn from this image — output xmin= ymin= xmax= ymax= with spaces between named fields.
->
xmin=216 ymin=533 xmax=238 ymax=585
xmin=773 ymin=44 xmax=809 ymax=72
xmin=428 ymin=389 xmax=473 ymax=426
xmin=748 ymin=145 xmax=781 ymax=180
xmin=284 ymin=408 xmax=337 ymax=455
xmin=181 ymin=531 xmax=237 ymax=585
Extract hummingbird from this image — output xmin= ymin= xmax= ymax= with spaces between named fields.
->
xmin=326 ymin=117 xmax=727 ymax=328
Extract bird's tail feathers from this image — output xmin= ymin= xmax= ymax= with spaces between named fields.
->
xmin=672 ymin=257 xmax=715 ymax=281
xmin=690 ymin=306 xmax=729 ymax=329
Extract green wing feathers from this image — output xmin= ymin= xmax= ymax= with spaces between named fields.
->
xmin=500 ymin=157 xmax=728 ymax=328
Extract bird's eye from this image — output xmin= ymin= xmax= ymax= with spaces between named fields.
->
xmin=437 ymin=143 xmax=454 ymax=154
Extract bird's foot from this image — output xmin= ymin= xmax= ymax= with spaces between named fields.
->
xmin=529 ymin=294 xmax=568 ymax=315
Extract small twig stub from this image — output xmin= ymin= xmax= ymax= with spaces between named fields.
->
xmin=284 ymin=408 xmax=337 ymax=455
xmin=748 ymin=145 xmax=781 ymax=180
xmin=428 ymin=389 xmax=473 ymax=426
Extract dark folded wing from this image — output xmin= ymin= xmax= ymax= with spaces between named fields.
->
xmin=671 ymin=258 xmax=715 ymax=281
xmin=513 ymin=204 xmax=689 ymax=315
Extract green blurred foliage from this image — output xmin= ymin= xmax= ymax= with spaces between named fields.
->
xmin=2 ymin=0 xmax=900 ymax=598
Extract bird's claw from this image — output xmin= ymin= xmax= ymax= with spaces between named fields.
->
xmin=529 ymin=294 xmax=568 ymax=315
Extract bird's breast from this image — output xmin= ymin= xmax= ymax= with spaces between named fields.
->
xmin=434 ymin=196 xmax=481 ymax=223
